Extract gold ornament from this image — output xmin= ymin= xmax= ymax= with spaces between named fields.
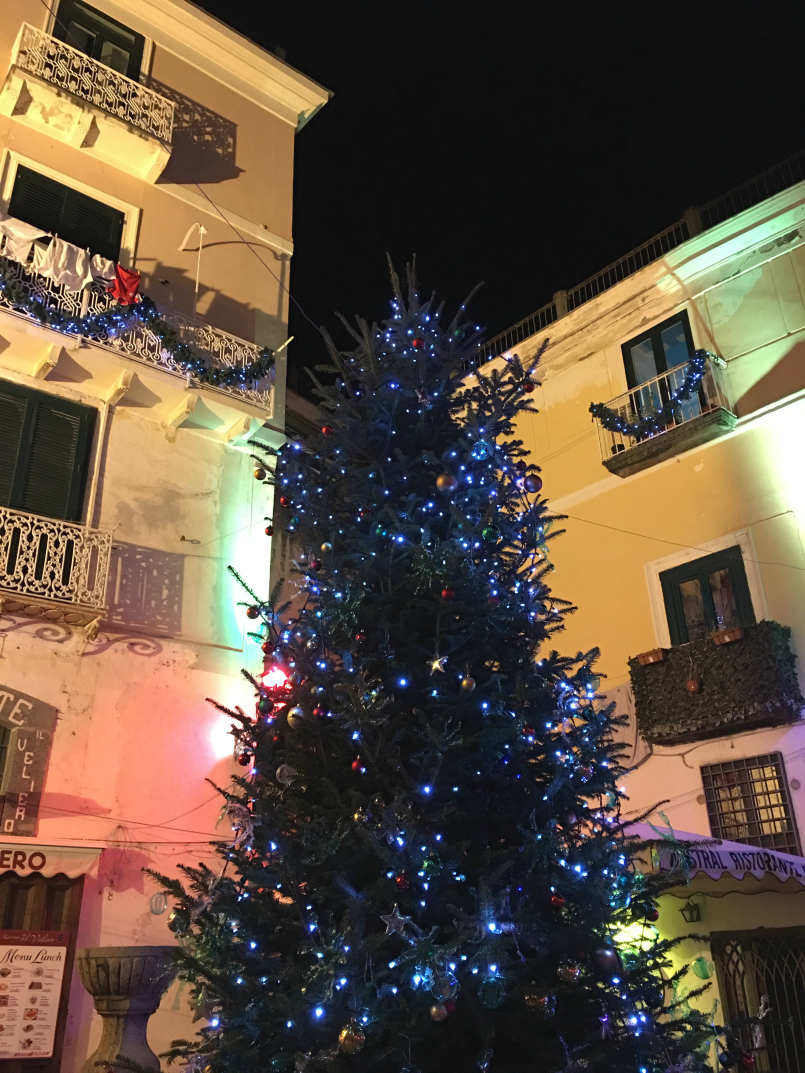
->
xmin=430 ymin=1002 xmax=449 ymax=1021
xmin=436 ymin=473 xmax=458 ymax=493
xmin=254 ymin=467 xmax=266 ymax=481
xmin=338 ymin=1020 xmax=366 ymax=1053
xmin=460 ymin=676 xmax=476 ymax=692
xmin=320 ymin=542 xmax=333 ymax=553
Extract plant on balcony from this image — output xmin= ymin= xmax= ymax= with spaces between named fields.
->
xmin=630 ymin=620 xmax=804 ymax=745
xmin=589 ymin=350 xmax=711 ymax=440
xmin=153 ymin=267 xmax=722 ymax=1073
xmin=0 ymin=259 xmax=275 ymax=389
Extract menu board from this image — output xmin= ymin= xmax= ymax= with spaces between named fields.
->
xmin=0 ymin=931 xmax=67 ymax=1059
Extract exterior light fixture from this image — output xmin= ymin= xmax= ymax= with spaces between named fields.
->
xmin=679 ymin=899 xmax=701 ymax=924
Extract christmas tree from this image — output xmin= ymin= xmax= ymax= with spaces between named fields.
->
xmin=155 ymin=266 xmax=719 ymax=1073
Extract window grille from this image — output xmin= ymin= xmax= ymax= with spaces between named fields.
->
xmin=701 ymin=754 xmax=801 ymax=855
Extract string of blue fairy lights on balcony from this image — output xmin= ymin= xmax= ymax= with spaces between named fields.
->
xmin=0 ymin=258 xmax=275 ymax=390
xmin=588 ymin=350 xmax=716 ymax=440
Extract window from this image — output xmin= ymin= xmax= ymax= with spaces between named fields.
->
xmin=659 ymin=545 xmax=755 ymax=645
xmin=0 ymin=381 xmax=96 ymax=523
xmin=54 ymin=0 xmax=145 ymax=79
xmin=622 ymin=311 xmax=695 ymax=389
xmin=701 ymin=753 xmax=801 ymax=854
xmin=8 ymin=166 xmax=124 ymax=262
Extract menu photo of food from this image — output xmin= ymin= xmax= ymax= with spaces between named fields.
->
xmin=0 ymin=932 xmax=68 ymax=1060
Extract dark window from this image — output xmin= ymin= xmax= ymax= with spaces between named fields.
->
xmin=54 ymin=0 xmax=144 ymax=79
xmin=0 ymin=381 xmax=96 ymax=522
xmin=8 ymin=166 xmax=124 ymax=262
xmin=660 ymin=546 xmax=755 ymax=645
xmin=622 ymin=311 xmax=695 ymax=389
xmin=712 ymin=928 xmax=805 ymax=1072
xmin=701 ymin=753 xmax=801 ymax=854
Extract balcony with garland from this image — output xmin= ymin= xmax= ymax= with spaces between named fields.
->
xmin=590 ymin=352 xmax=736 ymax=478
xmin=0 ymin=23 xmax=174 ymax=182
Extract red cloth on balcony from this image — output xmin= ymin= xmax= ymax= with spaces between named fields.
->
xmin=107 ymin=264 xmax=141 ymax=305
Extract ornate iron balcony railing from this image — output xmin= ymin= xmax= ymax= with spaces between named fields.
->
xmin=12 ymin=22 xmax=174 ymax=142
xmin=0 ymin=256 xmax=272 ymax=409
xmin=593 ymin=355 xmax=732 ymax=460
xmin=0 ymin=505 xmax=112 ymax=613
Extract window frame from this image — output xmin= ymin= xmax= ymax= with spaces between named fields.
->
xmin=0 ymin=151 xmax=139 ymax=267
xmin=701 ymin=753 xmax=801 ymax=855
xmin=53 ymin=0 xmax=146 ymax=81
xmin=621 ymin=310 xmax=695 ymax=390
xmin=0 ymin=380 xmax=97 ymax=524
xmin=659 ymin=544 xmax=756 ymax=646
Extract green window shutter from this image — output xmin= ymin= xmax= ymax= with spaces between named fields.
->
xmin=8 ymin=166 xmax=124 ymax=262
xmin=0 ymin=381 xmax=96 ymax=523
xmin=0 ymin=388 xmax=34 ymax=507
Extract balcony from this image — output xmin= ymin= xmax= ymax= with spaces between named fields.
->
xmin=593 ymin=356 xmax=736 ymax=478
xmin=0 ymin=24 xmax=174 ymax=182
xmin=630 ymin=620 xmax=804 ymax=746
xmin=0 ymin=505 xmax=112 ymax=638
xmin=0 ymin=255 xmax=272 ymax=411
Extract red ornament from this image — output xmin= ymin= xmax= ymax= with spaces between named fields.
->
xmin=265 ymin=525 xmax=275 ymax=536
xmin=351 ymin=758 xmax=366 ymax=774
xmin=645 ymin=906 xmax=660 ymax=922
xmin=523 ymin=382 xmax=535 ymax=393
xmin=312 ymin=707 xmax=325 ymax=719
xmin=550 ymin=893 xmax=566 ymax=909
xmin=523 ymin=475 xmax=543 ymax=494
xmin=237 ymin=753 xmax=252 ymax=767
xmin=279 ymin=495 xmax=291 ymax=508
xmin=440 ymin=588 xmax=455 ymax=601
xmin=246 ymin=606 xmax=260 ymax=619
xmin=309 ymin=559 xmax=322 ymax=571
xmin=354 ymin=631 xmax=367 ymax=643
xmin=395 ymin=874 xmax=410 ymax=889
xmin=261 ymin=641 xmax=274 ymax=655
xmin=444 ymin=1000 xmax=456 ymax=1015
xmin=321 ymin=424 xmax=334 ymax=436
xmin=523 ymin=726 xmax=536 ymax=737
xmin=741 ymin=1057 xmax=756 ymax=1070
xmin=411 ymin=337 xmax=425 ymax=349
xmin=488 ymin=595 xmax=500 ymax=606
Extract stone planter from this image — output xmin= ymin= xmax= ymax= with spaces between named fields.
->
xmin=76 ymin=945 xmax=176 ymax=1073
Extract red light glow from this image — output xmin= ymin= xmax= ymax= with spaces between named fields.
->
xmin=261 ymin=666 xmax=289 ymax=690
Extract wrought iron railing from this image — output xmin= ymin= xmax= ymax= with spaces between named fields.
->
xmin=0 ymin=256 xmax=272 ymax=408
xmin=0 ymin=505 xmax=112 ymax=612
xmin=593 ymin=356 xmax=731 ymax=460
xmin=480 ymin=148 xmax=805 ymax=362
xmin=12 ymin=22 xmax=174 ymax=142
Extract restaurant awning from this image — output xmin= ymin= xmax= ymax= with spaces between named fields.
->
xmin=0 ymin=843 xmax=104 ymax=879
xmin=628 ymin=822 xmax=805 ymax=896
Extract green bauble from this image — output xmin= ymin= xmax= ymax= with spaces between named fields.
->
xmin=167 ymin=906 xmax=191 ymax=934
xmin=482 ymin=525 xmax=500 ymax=542
xmin=478 ymin=974 xmax=506 ymax=1009
xmin=421 ymin=853 xmax=442 ymax=879
xmin=269 ymin=1055 xmax=294 ymax=1072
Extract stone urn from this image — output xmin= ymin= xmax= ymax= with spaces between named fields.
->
xmin=76 ymin=946 xmax=177 ymax=1073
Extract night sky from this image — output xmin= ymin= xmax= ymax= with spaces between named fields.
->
xmin=199 ymin=1 xmax=804 ymax=397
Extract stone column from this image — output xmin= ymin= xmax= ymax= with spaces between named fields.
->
xmin=76 ymin=946 xmax=176 ymax=1073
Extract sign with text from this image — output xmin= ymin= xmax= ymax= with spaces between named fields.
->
xmin=0 ymin=930 xmax=67 ymax=1059
xmin=0 ymin=686 xmax=58 ymax=837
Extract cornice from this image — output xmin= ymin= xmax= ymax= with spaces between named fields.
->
xmin=101 ymin=0 xmax=332 ymax=128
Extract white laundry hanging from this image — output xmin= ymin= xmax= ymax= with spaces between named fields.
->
xmin=32 ymin=235 xmax=93 ymax=292
xmin=0 ymin=211 xmax=47 ymax=265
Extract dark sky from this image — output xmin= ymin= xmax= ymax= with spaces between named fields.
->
xmin=199 ymin=1 xmax=804 ymax=397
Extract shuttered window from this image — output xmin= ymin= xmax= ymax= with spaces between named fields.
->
xmin=8 ymin=166 xmax=124 ymax=262
xmin=0 ymin=382 xmax=96 ymax=523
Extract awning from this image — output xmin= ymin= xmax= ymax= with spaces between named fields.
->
xmin=0 ymin=843 xmax=104 ymax=879
xmin=628 ymin=822 xmax=805 ymax=895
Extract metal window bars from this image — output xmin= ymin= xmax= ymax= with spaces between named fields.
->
xmin=11 ymin=22 xmax=174 ymax=143
xmin=701 ymin=753 xmax=802 ymax=855
xmin=592 ymin=354 xmax=731 ymax=460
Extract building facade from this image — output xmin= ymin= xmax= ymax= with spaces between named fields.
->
xmin=487 ymin=154 xmax=805 ymax=1069
xmin=0 ymin=1 xmax=328 ymax=1068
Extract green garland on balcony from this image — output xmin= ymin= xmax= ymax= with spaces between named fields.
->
xmin=630 ymin=620 xmax=803 ymax=745
xmin=0 ymin=258 xmax=275 ymax=390
xmin=589 ymin=350 xmax=714 ymax=439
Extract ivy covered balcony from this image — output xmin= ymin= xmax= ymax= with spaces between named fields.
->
xmin=630 ymin=620 xmax=804 ymax=745
xmin=591 ymin=353 xmax=736 ymax=478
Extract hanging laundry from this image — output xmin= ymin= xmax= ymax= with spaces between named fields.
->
xmin=0 ymin=212 xmax=47 ymax=265
xmin=107 ymin=264 xmax=141 ymax=305
xmin=31 ymin=235 xmax=92 ymax=291
xmin=90 ymin=254 xmax=116 ymax=284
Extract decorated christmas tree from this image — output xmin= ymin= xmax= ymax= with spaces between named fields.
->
xmin=155 ymin=266 xmax=721 ymax=1073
